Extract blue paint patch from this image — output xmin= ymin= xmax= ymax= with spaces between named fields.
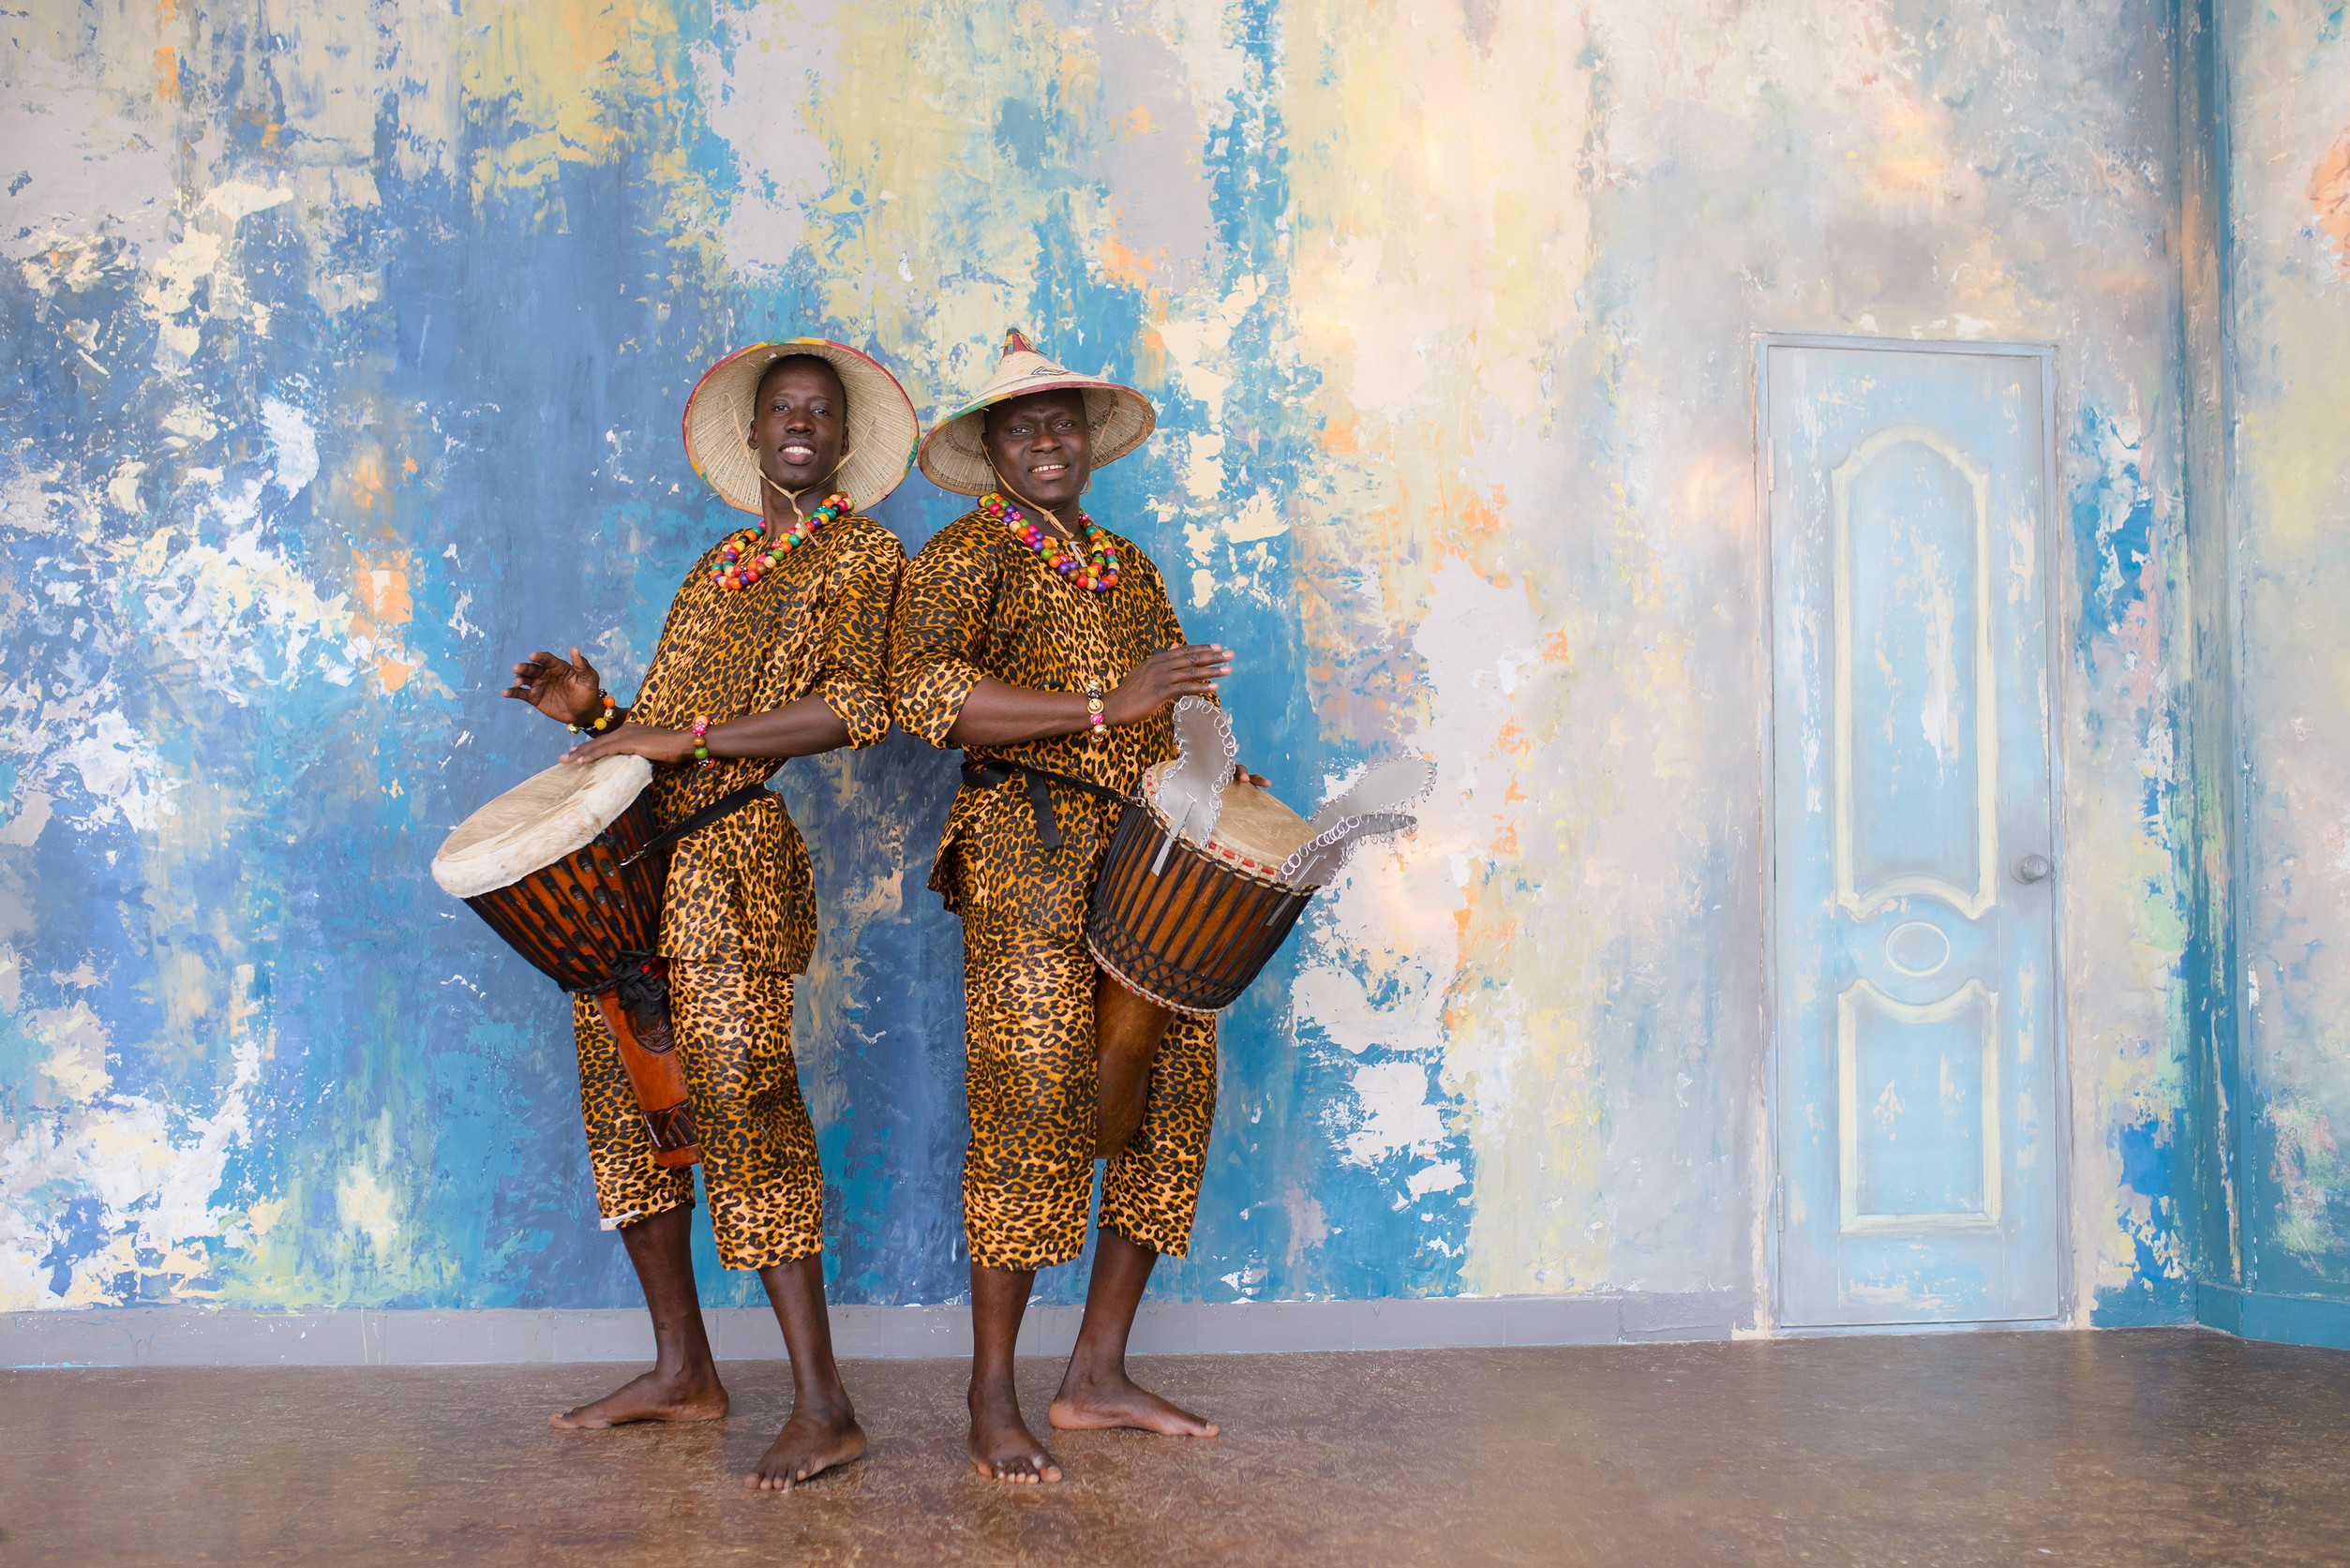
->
xmin=2067 ymin=406 xmax=2156 ymax=664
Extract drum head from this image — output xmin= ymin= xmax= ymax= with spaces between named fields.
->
xmin=1207 ymin=780 xmax=1312 ymax=873
xmin=430 ymin=754 xmax=652 ymax=900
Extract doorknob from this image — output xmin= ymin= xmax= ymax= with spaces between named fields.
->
xmin=2013 ymin=853 xmax=2053 ymax=885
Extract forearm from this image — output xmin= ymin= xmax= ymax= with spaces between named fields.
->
xmin=943 ymin=677 xmax=1095 ymax=748
xmin=703 ymin=695 xmax=853 ymax=760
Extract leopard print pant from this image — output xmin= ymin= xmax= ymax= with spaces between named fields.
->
xmin=571 ymin=960 xmax=823 ymax=1269
xmin=963 ymin=894 xmax=1219 ymax=1272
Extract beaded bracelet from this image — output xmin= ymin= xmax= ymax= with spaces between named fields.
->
xmin=1085 ymin=690 xmax=1106 ymax=730
xmin=691 ymin=715 xmax=713 ymax=769
xmin=567 ymin=691 xmax=618 ymax=734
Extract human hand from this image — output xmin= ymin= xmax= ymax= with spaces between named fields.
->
xmin=504 ymin=646 xmax=603 ymax=726
xmin=1232 ymin=762 xmax=1270 ymax=788
xmin=1103 ymin=644 xmax=1233 ymax=726
xmin=561 ymin=723 xmax=696 ymax=768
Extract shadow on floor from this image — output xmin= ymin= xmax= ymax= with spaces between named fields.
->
xmin=6 ymin=1328 xmax=2347 ymax=1565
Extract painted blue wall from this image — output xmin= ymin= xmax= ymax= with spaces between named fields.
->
xmin=8 ymin=0 xmax=2331 ymax=1332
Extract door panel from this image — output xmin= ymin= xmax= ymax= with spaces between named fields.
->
xmin=1766 ymin=339 xmax=2062 ymax=1327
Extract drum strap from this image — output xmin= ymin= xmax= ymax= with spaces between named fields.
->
xmin=618 ymin=779 xmax=775 ymax=869
xmin=959 ymin=757 xmax=1133 ymax=853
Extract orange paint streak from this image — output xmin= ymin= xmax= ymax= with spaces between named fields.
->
xmin=348 ymin=454 xmax=386 ymax=511
xmin=1873 ymin=156 xmax=1945 ymax=192
xmin=1131 ymin=319 xmax=1169 ymax=384
xmin=348 ymin=551 xmax=418 ymax=695
xmin=354 ymin=555 xmax=413 ymax=625
xmin=2311 ymin=125 xmax=2350 ymax=276
xmin=154 ymin=47 xmax=177 ymax=101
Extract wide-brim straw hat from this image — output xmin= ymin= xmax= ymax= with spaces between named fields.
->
xmin=682 ymin=338 xmax=920 ymax=515
xmin=917 ymin=329 xmax=1156 ymax=497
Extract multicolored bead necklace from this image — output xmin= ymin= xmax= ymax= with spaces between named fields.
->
xmin=982 ymin=492 xmax=1119 ymax=593
xmin=712 ymin=491 xmax=849 ymax=590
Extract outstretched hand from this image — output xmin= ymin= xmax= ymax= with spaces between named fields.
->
xmin=561 ymin=723 xmax=696 ymax=769
xmin=1104 ymin=644 xmax=1232 ymax=727
xmin=505 ymin=646 xmax=604 ymax=726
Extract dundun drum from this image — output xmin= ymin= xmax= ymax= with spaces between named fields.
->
xmin=1086 ymin=769 xmax=1316 ymax=1017
xmin=1084 ymin=697 xmax=1429 ymax=1158
xmin=1085 ymin=759 xmax=1318 ymax=1157
xmin=431 ymin=755 xmax=702 ymax=1166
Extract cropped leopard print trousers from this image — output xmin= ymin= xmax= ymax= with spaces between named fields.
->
xmin=571 ymin=960 xmax=823 ymax=1269
xmin=962 ymin=903 xmax=1219 ymax=1272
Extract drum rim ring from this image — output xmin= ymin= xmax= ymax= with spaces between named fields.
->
xmin=1135 ymin=791 xmax=1306 ymax=895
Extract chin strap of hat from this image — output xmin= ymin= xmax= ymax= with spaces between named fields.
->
xmin=760 ymin=443 xmax=857 ymax=525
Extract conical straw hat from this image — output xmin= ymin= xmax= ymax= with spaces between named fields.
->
xmin=917 ymin=329 xmax=1157 ymax=497
xmin=682 ymin=339 xmax=921 ymax=515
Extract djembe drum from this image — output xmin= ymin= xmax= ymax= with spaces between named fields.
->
xmin=430 ymin=756 xmax=703 ymax=1165
xmin=1085 ymin=699 xmax=1430 ymax=1156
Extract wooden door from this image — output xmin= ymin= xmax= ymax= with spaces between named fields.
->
xmin=1763 ymin=337 xmax=2066 ymax=1327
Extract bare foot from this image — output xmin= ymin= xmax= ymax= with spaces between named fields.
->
xmin=744 ymin=1403 xmax=866 ymax=1490
xmin=1048 ymin=1368 xmax=1219 ymax=1438
xmin=968 ymin=1385 xmax=1063 ymax=1484
xmin=550 ymin=1366 xmax=728 ymax=1429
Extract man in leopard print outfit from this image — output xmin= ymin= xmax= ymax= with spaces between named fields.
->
xmin=893 ymin=331 xmax=1252 ymax=1484
xmin=504 ymin=340 xmax=913 ymax=1492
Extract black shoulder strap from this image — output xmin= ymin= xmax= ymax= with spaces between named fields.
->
xmin=620 ymin=778 xmax=773 ymax=868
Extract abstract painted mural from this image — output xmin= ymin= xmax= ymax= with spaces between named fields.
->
xmin=2223 ymin=0 xmax=2350 ymax=1307
xmin=0 ymin=0 xmax=2229 ymax=1322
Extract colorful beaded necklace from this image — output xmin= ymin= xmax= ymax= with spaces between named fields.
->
xmin=981 ymin=492 xmax=1119 ymax=593
xmin=712 ymin=491 xmax=849 ymax=590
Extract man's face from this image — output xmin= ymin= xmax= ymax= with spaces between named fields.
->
xmin=980 ymin=389 xmax=1092 ymax=510
xmin=751 ymin=357 xmax=847 ymax=496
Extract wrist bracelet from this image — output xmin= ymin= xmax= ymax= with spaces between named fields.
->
xmin=691 ymin=715 xmax=713 ymax=769
xmin=568 ymin=690 xmax=617 ymax=733
xmin=1085 ymin=690 xmax=1106 ymax=730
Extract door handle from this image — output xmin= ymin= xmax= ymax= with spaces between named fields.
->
xmin=2013 ymin=853 xmax=2053 ymax=885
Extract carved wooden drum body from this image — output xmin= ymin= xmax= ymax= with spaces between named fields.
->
xmin=1085 ymin=769 xmax=1317 ymax=1018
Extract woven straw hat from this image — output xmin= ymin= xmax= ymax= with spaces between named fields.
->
xmin=917 ymin=329 xmax=1157 ymax=497
xmin=681 ymin=339 xmax=920 ymax=515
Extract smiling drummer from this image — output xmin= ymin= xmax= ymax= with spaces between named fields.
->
xmin=502 ymin=339 xmax=912 ymax=1490
xmin=891 ymin=329 xmax=1251 ymax=1484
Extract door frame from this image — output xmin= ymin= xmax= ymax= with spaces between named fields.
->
xmin=1752 ymin=332 xmax=2076 ymax=1334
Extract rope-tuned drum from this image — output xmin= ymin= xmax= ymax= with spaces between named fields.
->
xmin=1083 ymin=698 xmax=1432 ymax=1156
xmin=430 ymin=756 xmax=702 ymax=1166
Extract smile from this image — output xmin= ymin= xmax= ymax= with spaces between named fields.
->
xmin=779 ymin=445 xmax=816 ymax=463
xmin=1030 ymin=461 xmax=1069 ymax=477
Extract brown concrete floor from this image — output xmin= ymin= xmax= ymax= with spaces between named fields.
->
xmin=6 ymin=1328 xmax=2347 ymax=1566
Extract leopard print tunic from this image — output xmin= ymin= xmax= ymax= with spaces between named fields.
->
xmin=631 ymin=514 xmax=903 ymax=974
xmin=892 ymin=504 xmax=1217 ymax=1270
xmin=572 ymin=512 xmax=901 ymax=1261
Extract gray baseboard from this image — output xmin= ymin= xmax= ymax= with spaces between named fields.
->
xmin=4 ymin=1292 xmax=1741 ymax=1368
